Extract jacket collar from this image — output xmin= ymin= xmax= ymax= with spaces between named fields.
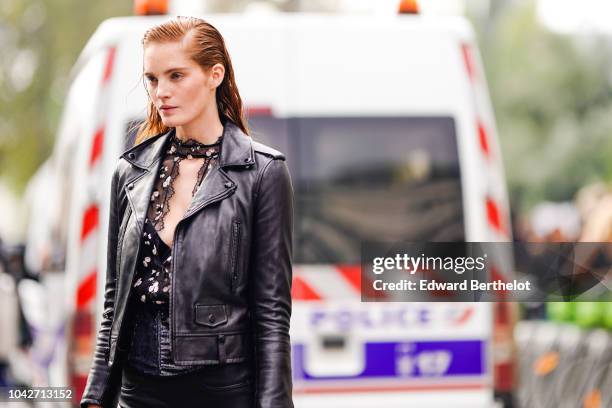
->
xmin=121 ymin=120 xmax=255 ymax=170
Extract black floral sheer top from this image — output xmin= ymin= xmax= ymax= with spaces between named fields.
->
xmin=132 ymin=131 xmax=222 ymax=305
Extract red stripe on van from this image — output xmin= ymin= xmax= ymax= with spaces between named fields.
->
xmin=477 ymin=120 xmax=490 ymax=157
xmin=76 ymin=270 xmax=97 ymax=308
xmin=338 ymin=264 xmax=390 ymax=300
xmin=485 ymin=197 xmax=506 ymax=236
xmin=80 ymin=205 xmax=99 ymax=242
xmin=102 ymin=47 xmax=116 ymax=83
xmin=461 ymin=43 xmax=476 ymax=81
xmin=452 ymin=306 xmax=475 ymax=325
xmin=292 ymin=275 xmax=322 ymax=300
xmin=89 ymin=126 xmax=104 ymax=167
xmin=337 ymin=264 xmax=361 ymax=292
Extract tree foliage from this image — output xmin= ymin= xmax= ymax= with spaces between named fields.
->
xmin=0 ymin=0 xmax=131 ymax=194
xmin=472 ymin=0 xmax=612 ymax=211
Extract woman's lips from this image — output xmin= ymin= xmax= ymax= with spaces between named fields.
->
xmin=160 ymin=106 xmax=177 ymax=112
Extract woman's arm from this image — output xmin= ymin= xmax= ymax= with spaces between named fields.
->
xmin=80 ymin=164 xmax=124 ymax=408
xmin=249 ymin=158 xmax=295 ymax=408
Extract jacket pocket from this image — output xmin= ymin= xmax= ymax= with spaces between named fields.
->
xmin=229 ymin=219 xmax=241 ymax=292
xmin=173 ymin=331 xmax=252 ymax=364
xmin=194 ymin=304 xmax=228 ymax=328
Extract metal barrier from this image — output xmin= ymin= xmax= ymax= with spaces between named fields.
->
xmin=516 ymin=321 xmax=612 ymax=408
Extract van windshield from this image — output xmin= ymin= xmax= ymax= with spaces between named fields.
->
xmin=248 ymin=116 xmax=464 ymax=264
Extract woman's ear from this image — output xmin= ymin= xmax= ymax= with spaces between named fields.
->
xmin=210 ymin=63 xmax=225 ymax=89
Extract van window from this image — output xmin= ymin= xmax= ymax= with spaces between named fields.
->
xmin=249 ymin=116 xmax=464 ymax=264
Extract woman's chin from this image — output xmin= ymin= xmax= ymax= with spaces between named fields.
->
xmin=160 ymin=118 xmax=181 ymax=128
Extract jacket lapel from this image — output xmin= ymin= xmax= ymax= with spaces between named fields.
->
xmin=125 ymin=166 xmax=161 ymax=233
xmin=183 ymin=121 xmax=255 ymax=218
xmin=122 ymin=132 xmax=168 ymax=233
xmin=183 ymin=166 xmax=234 ymax=219
xmin=120 ymin=120 xmax=255 ymax=230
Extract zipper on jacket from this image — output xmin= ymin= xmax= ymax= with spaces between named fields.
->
xmin=168 ymin=181 xmax=236 ymax=361
xmin=230 ymin=220 xmax=241 ymax=293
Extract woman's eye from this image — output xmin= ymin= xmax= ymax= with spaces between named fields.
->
xmin=146 ymin=76 xmax=157 ymax=84
xmin=171 ymin=72 xmax=182 ymax=80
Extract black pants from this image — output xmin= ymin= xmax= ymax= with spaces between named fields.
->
xmin=118 ymin=362 xmax=254 ymax=408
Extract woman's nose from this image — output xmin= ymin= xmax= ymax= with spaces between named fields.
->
xmin=156 ymin=80 xmax=171 ymax=99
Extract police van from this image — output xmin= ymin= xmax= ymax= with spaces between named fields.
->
xmin=41 ymin=2 xmax=517 ymax=407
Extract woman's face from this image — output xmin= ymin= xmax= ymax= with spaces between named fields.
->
xmin=143 ymin=40 xmax=221 ymax=129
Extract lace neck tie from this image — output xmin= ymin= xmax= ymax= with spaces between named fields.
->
xmin=149 ymin=130 xmax=223 ymax=233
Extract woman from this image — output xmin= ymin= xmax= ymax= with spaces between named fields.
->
xmin=80 ymin=16 xmax=294 ymax=408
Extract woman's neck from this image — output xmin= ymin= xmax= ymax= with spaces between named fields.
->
xmin=175 ymin=110 xmax=224 ymax=145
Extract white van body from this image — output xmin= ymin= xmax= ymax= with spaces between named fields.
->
xmin=45 ymin=12 xmax=514 ymax=408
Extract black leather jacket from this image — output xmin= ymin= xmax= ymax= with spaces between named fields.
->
xmin=80 ymin=121 xmax=294 ymax=407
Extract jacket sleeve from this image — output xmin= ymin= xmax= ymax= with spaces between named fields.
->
xmin=249 ymin=158 xmax=295 ymax=408
xmin=80 ymin=164 xmax=124 ymax=408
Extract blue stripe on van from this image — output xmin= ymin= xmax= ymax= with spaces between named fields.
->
xmin=292 ymin=340 xmax=486 ymax=380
